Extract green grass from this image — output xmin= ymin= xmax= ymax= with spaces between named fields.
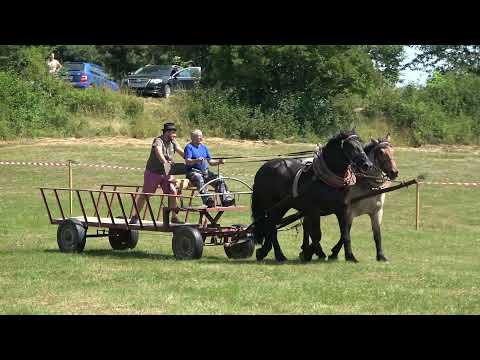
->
xmin=1 ymin=139 xmax=479 ymax=314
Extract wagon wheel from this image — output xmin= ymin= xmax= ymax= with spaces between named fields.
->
xmin=108 ymin=217 xmax=139 ymax=250
xmin=198 ymin=176 xmax=252 ymax=207
xmin=172 ymin=226 xmax=203 ymax=260
xmin=224 ymin=224 xmax=255 ymax=259
xmin=57 ymin=218 xmax=87 ymax=253
xmin=108 ymin=228 xmax=139 ymax=250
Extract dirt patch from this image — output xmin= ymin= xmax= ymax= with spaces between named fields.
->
xmin=1 ymin=137 xmax=479 ymax=154
xmin=0 ymin=136 xmax=312 ymax=149
xmin=0 ymin=137 xmax=151 ymax=148
xmin=396 ymin=145 xmax=480 ymax=155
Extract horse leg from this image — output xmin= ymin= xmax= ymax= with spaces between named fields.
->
xmin=309 ymin=216 xmax=326 ymax=260
xmin=261 ymin=205 xmax=288 ymax=262
xmin=336 ymin=212 xmax=358 ymax=263
xmin=329 ymin=217 xmax=345 ymax=261
xmin=256 ymin=228 xmax=273 ymax=261
xmin=371 ymin=210 xmax=388 ymax=261
xmin=299 ymin=216 xmax=314 ymax=262
xmin=271 ymin=228 xmax=288 ymax=262
xmin=328 ymin=236 xmax=343 ymax=261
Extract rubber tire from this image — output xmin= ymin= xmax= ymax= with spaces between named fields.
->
xmin=172 ymin=226 xmax=203 ymax=260
xmin=108 ymin=228 xmax=139 ymax=250
xmin=57 ymin=219 xmax=86 ymax=253
xmin=164 ymin=84 xmax=171 ymax=98
xmin=224 ymin=224 xmax=255 ymax=259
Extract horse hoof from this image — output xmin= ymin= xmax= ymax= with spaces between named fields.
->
xmin=377 ymin=255 xmax=388 ymax=262
xmin=256 ymin=249 xmax=266 ymax=261
xmin=275 ymin=254 xmax=288 ymax=263
xmin=316 ymin=252 xmax=327 ymax=261
xmin=346 ymin=256 xmax=359 ymax=263
xmin=299 ymin=251 xmax=312 ymax=262
xmin=327 ymin=254 xmax=338 ymax=261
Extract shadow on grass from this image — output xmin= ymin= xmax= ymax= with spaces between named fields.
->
xmin=200 ymin=255 xmax=338 ymax=266
xmin=44 ymin=249 xmax=175 ymax=261
xmin=43 ymin=249 xmax=340 ymax=266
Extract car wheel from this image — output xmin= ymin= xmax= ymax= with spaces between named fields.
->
xmin=164 ymin=84 xmax=171 ymax=98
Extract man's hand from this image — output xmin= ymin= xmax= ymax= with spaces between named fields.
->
xmin=218 ymin=159 xmax=225 ymax=165
xmin=197 ymin=157 xmax=205 ymax=163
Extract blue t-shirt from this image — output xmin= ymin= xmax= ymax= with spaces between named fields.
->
xmin=184 ymin=143 xmax=211 ymax=172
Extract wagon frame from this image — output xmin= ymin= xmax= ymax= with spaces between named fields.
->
xmin=40 ymin=178 xmax=255 ymax=260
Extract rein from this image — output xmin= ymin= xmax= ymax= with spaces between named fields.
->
xmin=311 ymin=149 xmax=356 ymax=188
xmin=354 ymin=142 xmax=392 ymax=190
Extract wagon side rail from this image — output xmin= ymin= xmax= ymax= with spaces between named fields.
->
xmin=39 ymin=187 xmax=196 ymax=231
xmin=96 ymin=182 xmax=253 ymax=221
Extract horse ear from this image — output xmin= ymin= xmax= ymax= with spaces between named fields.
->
xmin=371 ymin=138 xmax=378 ymax=144
xmin=386 ymin=133 xmax=391 ymax=142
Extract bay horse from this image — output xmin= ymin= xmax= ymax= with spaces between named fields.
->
xmin=300 ymin=134 xmax=398 ymax=262
xmin=251 ymin=129 xmax=373 ymax=262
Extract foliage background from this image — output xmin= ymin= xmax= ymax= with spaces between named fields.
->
xmin=1 ymin=45 xmax=479 ymax=145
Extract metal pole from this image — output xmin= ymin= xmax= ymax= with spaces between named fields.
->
xmin=416 ymin=182 xmax=420 ymax=230
xmin=68 ymin=160 xmax=73 ymax=216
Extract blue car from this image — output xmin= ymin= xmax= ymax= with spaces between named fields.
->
xmin=62 ymin=62 xmax=119 ymax=91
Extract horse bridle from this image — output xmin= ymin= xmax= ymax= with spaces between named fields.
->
xmin=340 ymin=134 xmax=368 ymax=166
xmin=369 ymin=141 xmax=394 ymax=174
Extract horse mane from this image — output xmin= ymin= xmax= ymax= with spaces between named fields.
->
xmin=363 ymin=140 xmax=377 ymax=154
xmin=364 ymin=136 xmax=391 ymax=154
xmin=334 ymin=129 xmax=357 ymax=141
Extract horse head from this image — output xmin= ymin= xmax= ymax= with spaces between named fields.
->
xmin=327 ymin=128 xmax=373 ymax=173
xmin=367 ymin=133 xmax=399 ymax=180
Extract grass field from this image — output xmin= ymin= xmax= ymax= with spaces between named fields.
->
xmin=1 ymin=137 xmax=479 ymax=314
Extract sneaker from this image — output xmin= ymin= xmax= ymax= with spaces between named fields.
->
xmin=129 ymin=216 xmax=139 ymax=224
xmin=206 ymin=198 xmax=215 ymax=208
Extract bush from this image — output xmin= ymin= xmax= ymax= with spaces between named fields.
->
xmin=182 ymin=86 xmax=360 ymax=142
xmin=365 ymin=72 xmax=480 ymax=145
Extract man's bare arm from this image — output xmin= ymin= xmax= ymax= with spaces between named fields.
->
xmin=208 ymin=159 xmax=224 ymax=166
xmin=185 ymin=157 xmax=204 ymax=166
xmin=175 ymin=144 xmax=185 ymax=159
xmin=154 ymin=146 xmax=169 ymax=164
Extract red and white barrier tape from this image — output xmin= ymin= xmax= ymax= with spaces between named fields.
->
xmin=75 ymin=164 xmax=144 ymax=171
xmin=0 ymin=160 xmax=143 ymax=171
xmin=419 ymin=181 xmax=479 ymax=187
xmin=1 ymin=161 xmax=479 ymax=186
xmin=0 ymin=161 xmax=67 ymax=167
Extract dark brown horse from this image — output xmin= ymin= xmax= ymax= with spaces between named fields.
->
xmin=251 ymin=129 xmax=373 ymax=262
xmin=301 ymin=134 xmax=399 ymax=262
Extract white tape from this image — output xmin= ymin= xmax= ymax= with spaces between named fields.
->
xmin=2 ymin=161 xmax=477 ymax=185
xmin=419 ymin=181 xmax=479 ymax=186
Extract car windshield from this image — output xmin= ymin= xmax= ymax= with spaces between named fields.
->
xmin=64 ymin=63 xmax=84 ymax=71
xmin=134 ymin=66 xmax=173 ymax=76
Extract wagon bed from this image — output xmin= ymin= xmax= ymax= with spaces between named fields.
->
xmin=40 ymin=179 xmax=255 ymax=260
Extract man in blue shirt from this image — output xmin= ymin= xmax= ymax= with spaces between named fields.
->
xmin=184 ymin=129 xmax=233 ymax=207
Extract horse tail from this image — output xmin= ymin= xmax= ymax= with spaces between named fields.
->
xmin=251 ymin=181 xmax=266 ymax=245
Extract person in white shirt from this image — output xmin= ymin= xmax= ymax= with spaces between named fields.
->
xmin=47 ymin=53 xmax=62 ymax=75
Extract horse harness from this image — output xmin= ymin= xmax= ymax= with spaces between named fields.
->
xmin=292 ymin=147 xmax=356 ymax=198
xmin=356 ymin=141 xmax=391 ymax=190
xmin=292 ymin=140 xmax=392 ymax=198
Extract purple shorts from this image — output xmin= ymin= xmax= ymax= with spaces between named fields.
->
xmin=142 ymin=169 xmax=176 ymax=195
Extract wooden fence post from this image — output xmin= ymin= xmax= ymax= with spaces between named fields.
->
xmin=416 ymin=182 xmax=420 ymax=230
xmin=68 ymin=160 xmax=73 ymax=216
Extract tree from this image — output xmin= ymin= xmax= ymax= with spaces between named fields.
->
xmin=407 ymin=45 xmax=480 ymax=75
xmin=364 ymin=45 xmax=405 ymax=84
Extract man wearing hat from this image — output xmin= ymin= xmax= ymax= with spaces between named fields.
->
xmin=131 ymin=122 xmax=185 ymax=224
